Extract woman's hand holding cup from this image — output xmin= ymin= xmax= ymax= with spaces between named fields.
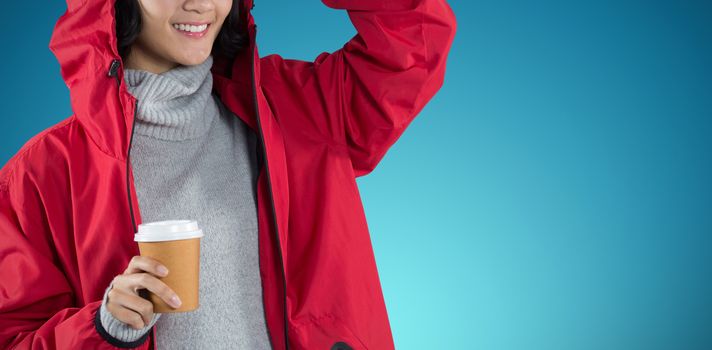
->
xmin=105 ymin=255 xmax=182 ymax=329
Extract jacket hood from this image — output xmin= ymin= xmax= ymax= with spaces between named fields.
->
xmin=48 ymin=0 xmax=257 ymax=159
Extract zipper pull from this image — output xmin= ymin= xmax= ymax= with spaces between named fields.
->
xmin=108 ymin=58 xmax=121 ymax=86
xmin=108 ymin=59 xmax=120 ymax=77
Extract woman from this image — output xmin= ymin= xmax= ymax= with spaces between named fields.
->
xmin=0 ymin=0 xmax=456 ymax=349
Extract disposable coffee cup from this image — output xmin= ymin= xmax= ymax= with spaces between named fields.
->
xmin=134 ymin=219 xmax=203 ymax=313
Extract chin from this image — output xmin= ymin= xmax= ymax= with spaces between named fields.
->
xmin=176 ymin=52 xmax=211 ymax=66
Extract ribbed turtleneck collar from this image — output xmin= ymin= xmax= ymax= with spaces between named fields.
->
xmin=123 ymin=55 xmax=217 ymax=141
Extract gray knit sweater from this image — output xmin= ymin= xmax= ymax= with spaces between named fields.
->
xmin=97 ymin=55 xmax=272 ymax=349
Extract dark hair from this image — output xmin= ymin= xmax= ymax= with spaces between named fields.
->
xmin=114 ymin=0 xmax=249 ymax=62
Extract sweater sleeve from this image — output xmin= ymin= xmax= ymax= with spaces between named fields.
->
xmin=97 ymin=281 xmax=162 ymax=343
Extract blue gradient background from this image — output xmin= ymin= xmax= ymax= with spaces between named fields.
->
xmin=2 ymin=1 xmax=711 ymax=349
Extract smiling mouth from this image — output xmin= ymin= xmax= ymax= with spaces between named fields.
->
xmin=172 ymin=23 xmax=211 ymax=38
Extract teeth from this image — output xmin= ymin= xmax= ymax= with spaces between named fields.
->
xmin=173 ymin=23 xmax=208 ymax=33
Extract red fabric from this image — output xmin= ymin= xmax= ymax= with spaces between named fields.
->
xmin=0 ymin=0 xmax=456 ymax=349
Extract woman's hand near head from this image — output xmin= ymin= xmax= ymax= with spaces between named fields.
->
xmin=105 ymin=256 xmax=182 ymax=329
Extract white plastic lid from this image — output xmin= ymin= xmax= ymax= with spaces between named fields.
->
xmin=134 ymin=220 xmax=204 ymax=242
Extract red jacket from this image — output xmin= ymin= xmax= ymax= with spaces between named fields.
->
xmin=0 ymin=0 xmax=456 ymax=348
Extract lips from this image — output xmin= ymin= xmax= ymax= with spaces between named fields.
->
xmin=173 ymin=23 xmax=209 ymax=30
xmin=173 ymin=23 xmax=210 ymax=38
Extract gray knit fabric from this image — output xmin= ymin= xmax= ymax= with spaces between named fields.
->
xmin=98 ymin=55 xmax=272 ymax=349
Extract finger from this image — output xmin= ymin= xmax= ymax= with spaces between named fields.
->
xmin=110 ymin=305 xmax=146 ymax=330
xmin=123 ymin=256 xmax=169 ymax=278
xmin=108 ymin=288 xmax=156 ymax=327
xmin=106 ymin=296 xmax=146 ymax=329
xmin=127 ymin=272 xmax=182 ymax=308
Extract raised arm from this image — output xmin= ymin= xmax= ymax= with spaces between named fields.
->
xmin=260 ymin=0 xmax=457 ymax=177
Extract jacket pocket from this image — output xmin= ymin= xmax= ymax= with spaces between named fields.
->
xmin=291 ymin=313 xmax=367 ymax=350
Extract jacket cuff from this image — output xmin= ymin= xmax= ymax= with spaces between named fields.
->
xmin=321 ymin=0 xmax=420 ymax=11
xmin=94 ymin=282 xmax=161 ymax=348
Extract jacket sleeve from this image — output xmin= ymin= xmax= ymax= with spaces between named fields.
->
xmin=259 ymin=0 xmax=457 ymax=177
xmin=0 ymin=179 xmax=152 ymax=349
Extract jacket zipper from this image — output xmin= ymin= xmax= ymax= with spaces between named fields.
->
xmin=126 ymin=100 xmax=138 ymax=234
xmin=250 ymin=26 xmax=290 ymax=350
xmin=108 ymin=59 xmax=139 ymax=234
xmin=109 ymin=59 xmax=150 ymax=349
